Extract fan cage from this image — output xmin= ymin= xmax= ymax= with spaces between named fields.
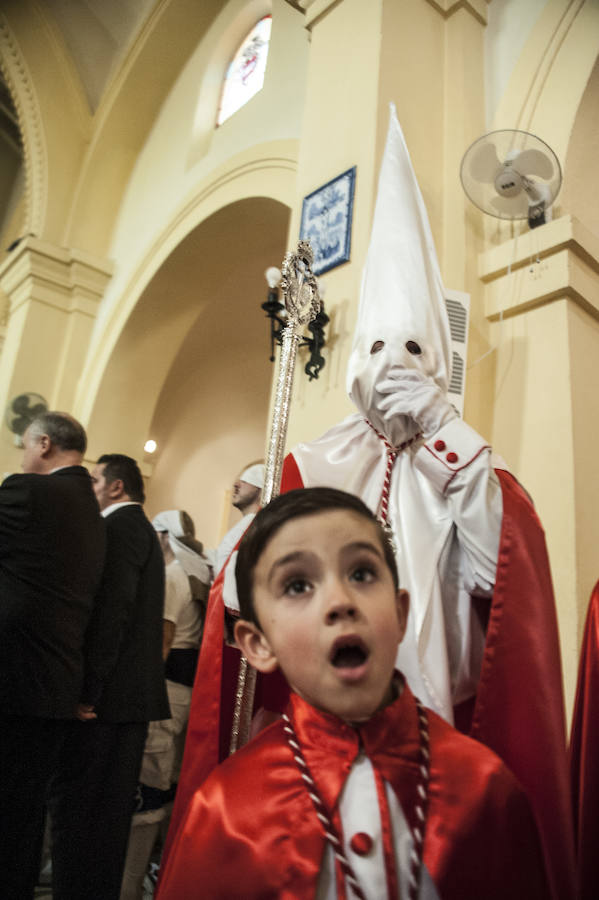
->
xmin=460 ymin=129 xmax=562 ymax=221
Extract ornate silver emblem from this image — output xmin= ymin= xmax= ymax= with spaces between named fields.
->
xmin=280 ymin=240 xmax=321 ymax=327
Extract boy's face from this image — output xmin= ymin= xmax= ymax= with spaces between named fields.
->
xmin=235 ymin=509 xmax=408 ymax=723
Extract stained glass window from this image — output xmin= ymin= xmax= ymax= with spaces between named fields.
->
xmin=217 ymin=16 xmax=272 ymax=126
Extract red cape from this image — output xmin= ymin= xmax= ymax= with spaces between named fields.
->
xmin=468 ymin=468 xmax=574 ymax=900
xmin=163 ymin=462 xmax=574 ymax=899
xmin=158 ymin=687 xmax=549 ymax=899
xmin=281 ymin=456 xmax=574 ymax=900
xmin=570 ymin=580 xmax=599 ymax=900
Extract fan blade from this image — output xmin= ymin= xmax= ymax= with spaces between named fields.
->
xmin=469 ymin=141 xmax=502 ymax=183
xmin=511 ymin=148 xmax=554 ymax=179
xmin=12 ymin=396 xmax=29 ymax=414
xmin=490 ymin=194 xmax=530 ymax=219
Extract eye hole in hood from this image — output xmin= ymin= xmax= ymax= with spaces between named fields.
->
xmin=370 ymin=340 xmax=385 ymax=354
xmin=406 ymin=340 xmax=422 ymax=355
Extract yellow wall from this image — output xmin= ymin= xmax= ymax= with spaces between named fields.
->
xmin=279 ymin=0 xmax=385 ymax=448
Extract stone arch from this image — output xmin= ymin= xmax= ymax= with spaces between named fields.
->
xmin=491 ymin=1 xmax=598 ymax=152
xmin=561 ymin=54 xmax=599 ymax=234
xmin=83 ymin=193 xmax=291 ymax=539
xmin=76 ymin=141 xmax=297 ymax=426
xmin=64 ymin=0 xmax=270 ymax=257
xmin=0 ymin=12 xmax=46 ymax=239
xmin=487 ymin=0 xmax=599 ymax=240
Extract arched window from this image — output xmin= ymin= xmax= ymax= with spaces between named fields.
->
xmin=217 ymin=16 xmax=272 ymax=126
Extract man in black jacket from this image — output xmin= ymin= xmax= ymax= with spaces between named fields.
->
xmin=49 ymin=453 xmax=170 ymax=900
xmin=0 ymin=411 xmax=106 ymax=899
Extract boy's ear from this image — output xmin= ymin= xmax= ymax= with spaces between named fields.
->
xmin=234 ymin=619 xmax=279 ymax=674
xmin=396 ymin=589 xmax=409 ymax=641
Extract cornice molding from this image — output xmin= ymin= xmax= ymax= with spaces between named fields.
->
xmin=298 ymin=0 xmax=489 ymax=30
xmin=426 ymin=0 xmax=489 ymax=26
xmin=297 ymin=0 xmax=343 ymax=29
xmin=0 ymin=237 xmax=113 ymax=319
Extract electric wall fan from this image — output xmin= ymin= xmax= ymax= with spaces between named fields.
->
xmin=460 ymin=129 xmax=562 ymax=228
xmin=5 ymin=392 xmax=48 ymax=440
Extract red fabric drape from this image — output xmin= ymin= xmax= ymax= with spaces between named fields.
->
xmin=161 ymin=462 xmax=575 ymax=899
xmin=467 ymin=469 xmax=575 ymax=900
xmin=570 ymin=580 xmax=599 ymax=900
xmin=158 ymin=689 xmax=550 ymax=900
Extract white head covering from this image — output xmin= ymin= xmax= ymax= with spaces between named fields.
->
xmin=152 ymin=510 xmax=211 ymax=585
xmin=346 ymin=104 xmax=452 ymax=444
xmin=238 ymin=463 xmax=264 ymax=490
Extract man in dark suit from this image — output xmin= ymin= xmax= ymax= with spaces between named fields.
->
xmin=0 ymin=411 xmax=106 ymax=899
xmin=49 ymin=454 xmax=170 ymax=900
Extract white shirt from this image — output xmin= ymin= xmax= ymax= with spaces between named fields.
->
xmin=101 ymin=500 xmax=140 ymax=518
xmin=163 ymin=559 xmax=202 ymax=649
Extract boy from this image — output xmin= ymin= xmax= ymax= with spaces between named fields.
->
xmin=158 ymin=488 xmax=550 ymax=900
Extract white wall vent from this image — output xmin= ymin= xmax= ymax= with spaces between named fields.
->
xmin=445 ymin=289 xmax=470 ymax=418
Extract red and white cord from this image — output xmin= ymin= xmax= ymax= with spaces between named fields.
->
xmin=282 ymin=713 xmax=367 ymax=900
xmin=408 ymin=697 xmax=430 ymax=898
xmin=365 ymin=421 xmax=422 ymax=527
xmin=282 ymin=697 xmax=430 ymax=900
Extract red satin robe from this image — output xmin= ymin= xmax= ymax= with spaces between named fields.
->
xmin=158 ymin=686 xmax=549 ymax=899
xmin=570 ymin=580 xmax=599 ymax=900
xmin=162 ymin=466 xmax=573 ymax=900
xmin=280 ymin=459 xmax=573 ymax=900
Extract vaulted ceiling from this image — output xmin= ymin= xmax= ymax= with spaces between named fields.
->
xmin=44 ymin=0 xmax=157 ymax=112
xmin=0 ymin=0 xmax=160 ymax=247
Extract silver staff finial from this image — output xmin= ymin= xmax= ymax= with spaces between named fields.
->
xmin=230 ymin=240 xmax=320 ymax=754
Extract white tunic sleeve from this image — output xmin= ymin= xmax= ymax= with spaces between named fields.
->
xmin=413 ymin=418 xmax=502 ymax=594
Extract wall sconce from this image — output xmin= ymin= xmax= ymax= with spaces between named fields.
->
xmin=261 ymin=267 xmax=330 ymax=381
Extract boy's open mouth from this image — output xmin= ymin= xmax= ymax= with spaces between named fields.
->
xmin=330 ymin=637 xmax=369 ymax=669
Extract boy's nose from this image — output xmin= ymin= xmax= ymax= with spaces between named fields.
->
xmin=324 ymin=587 xmax=358 ymax=624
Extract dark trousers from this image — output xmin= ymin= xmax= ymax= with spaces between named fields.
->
xmin=0 ymin=713 xmax=68 ymax=899
xmin=49 ymin=719 xmax=148 ymax=900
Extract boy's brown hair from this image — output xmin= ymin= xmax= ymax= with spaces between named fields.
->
xmin=235 ymin=487 xmax=399 ymax=627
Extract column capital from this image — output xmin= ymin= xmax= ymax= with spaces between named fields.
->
xmin=479 ymin=214 xmax=599 ymax=321
xmin=298 ymin=0 xmax=490 ymax=28
xmin=0 ymin=236 xmax=113 ymax=318
xmin=426 ymin=0 xmax=489 ymax=26
xmin=297 ymin=0 xmax=342 ymax=30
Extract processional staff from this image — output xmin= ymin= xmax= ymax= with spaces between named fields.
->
xmin=229 ymin=240 xmax=322 ymax=754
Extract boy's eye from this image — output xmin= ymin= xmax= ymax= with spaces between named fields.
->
xmin=350 ymin=566 xmax=376 ymax=583
xmin=284 ymin=578 xmax=311 ymax=596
